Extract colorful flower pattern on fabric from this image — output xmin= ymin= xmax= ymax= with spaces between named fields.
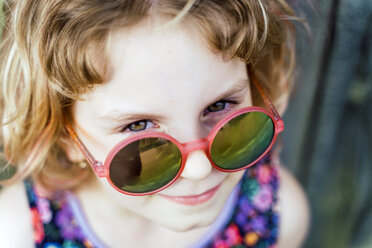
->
xmin=25 ymin=181 xmax=90 ymax=248
xmin=30 ymin=207 xmax=45 ymax=243
xmin=25 ymin=153 xmax=279 ymax=248
xmin=209 ymin=154 xmax=280 ymax=248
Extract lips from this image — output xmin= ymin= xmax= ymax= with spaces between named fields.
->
xmin=158 ymin=184 xmax=221 ymax=205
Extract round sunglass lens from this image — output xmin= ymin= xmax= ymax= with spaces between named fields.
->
xmin=210 ymin=112 xmax=274 ymax=170
xmin=109 ymin=137 xmax=182 ymax=194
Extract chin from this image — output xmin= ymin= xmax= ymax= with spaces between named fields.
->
xmin=161 ymin=220 xmax=210 ymax=232
xmin=153 ymin=209 xmax=219 ymax=232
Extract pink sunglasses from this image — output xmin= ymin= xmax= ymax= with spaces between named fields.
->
xmin=65 ymin=73 xmax=284 ymax=196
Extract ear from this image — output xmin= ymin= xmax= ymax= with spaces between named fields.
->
xmin=58 ymin=136 xmax=85 ymax=163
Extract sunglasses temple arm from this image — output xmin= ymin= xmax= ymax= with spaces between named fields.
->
xmin=64 ymin=121 xmax=103 ymax=169
xmin=250 ymin=72 xmax=284 ymax=133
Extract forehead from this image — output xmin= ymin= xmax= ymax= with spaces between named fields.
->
xmin=82 ymin=19 xmax=248 ymax=115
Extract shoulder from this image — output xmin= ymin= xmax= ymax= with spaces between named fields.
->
xmin=277 ymin=165 xmax=310 ymax=248
xmin=0 ymin=182 xmax=34 ymax=247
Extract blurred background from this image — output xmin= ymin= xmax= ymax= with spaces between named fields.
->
xmin=282 ymin=0 xmax=372 ymax=247
xmin=0 ymin=0 xmax=371 ymax=247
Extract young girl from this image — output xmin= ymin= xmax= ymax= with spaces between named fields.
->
xmin=0 ymin=0 xmax=309 ymax=247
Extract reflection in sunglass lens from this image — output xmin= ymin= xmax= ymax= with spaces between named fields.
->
xmin=109 ymin=137 xmax=182 ymax=193
xmin=210 ymin=112 xmax=274 ymax=170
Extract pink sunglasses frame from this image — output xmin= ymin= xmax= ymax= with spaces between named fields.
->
xmin=65 ymin=74 xmax=284 ymax=196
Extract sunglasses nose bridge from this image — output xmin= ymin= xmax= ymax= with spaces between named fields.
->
xmin=183 ymin=137 xmax=209 ymax=153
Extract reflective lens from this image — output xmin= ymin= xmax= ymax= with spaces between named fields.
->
xmin=210 ymin=112 xmax=274 ymax=170
xmin=109 ymin=137 xmax=182 ymax=193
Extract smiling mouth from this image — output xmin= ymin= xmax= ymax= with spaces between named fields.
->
xmin=158 ymin=184 xmax=222 ymax=205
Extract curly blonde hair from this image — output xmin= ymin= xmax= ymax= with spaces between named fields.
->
xmin=0 ymin=0 xmax=299 ymax=190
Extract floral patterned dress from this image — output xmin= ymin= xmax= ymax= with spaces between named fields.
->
xmin=25 ymin=153 xmax=279 ymax=248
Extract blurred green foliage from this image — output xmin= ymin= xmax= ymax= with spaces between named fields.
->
xmin=0 ymin=160 xmax=17 ymax=192
xmin=0 ymin=164 xmax=16 ymax=181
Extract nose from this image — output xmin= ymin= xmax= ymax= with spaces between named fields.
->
xmin=180 ymin=150 xmax=213 ymax=180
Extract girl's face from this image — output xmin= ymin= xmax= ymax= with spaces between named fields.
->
xmin=72 ymin=19 xmax=252 ymax=231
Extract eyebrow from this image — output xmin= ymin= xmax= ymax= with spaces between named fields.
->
xmin=98 ymin=112 xmax=164 ymax=124
xmin=98 ymin=78 xmax=250 ymax=124
xmin=210 ymin=79 xmax=250 ymax=102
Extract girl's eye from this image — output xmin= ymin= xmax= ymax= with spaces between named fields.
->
xmin=207 ymin=101 xmax=226 ymax=112
xmin=202 ymin=99 xmax=239 ymax=118
xmin=119 ymin=119 xmax=154 ymax=133
xmin=128 ymin=120 xmax=147 ymax=131
xmin=117 ymin=119 xmax=158 ymax=133
xmin=206 ymin=99 xmax=239 ymax=113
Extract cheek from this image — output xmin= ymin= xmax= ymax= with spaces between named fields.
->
xmin=99 ymin=179 xmax=151 ymax=209
xmin=98 ymin=178 xmax=174 ymax=228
